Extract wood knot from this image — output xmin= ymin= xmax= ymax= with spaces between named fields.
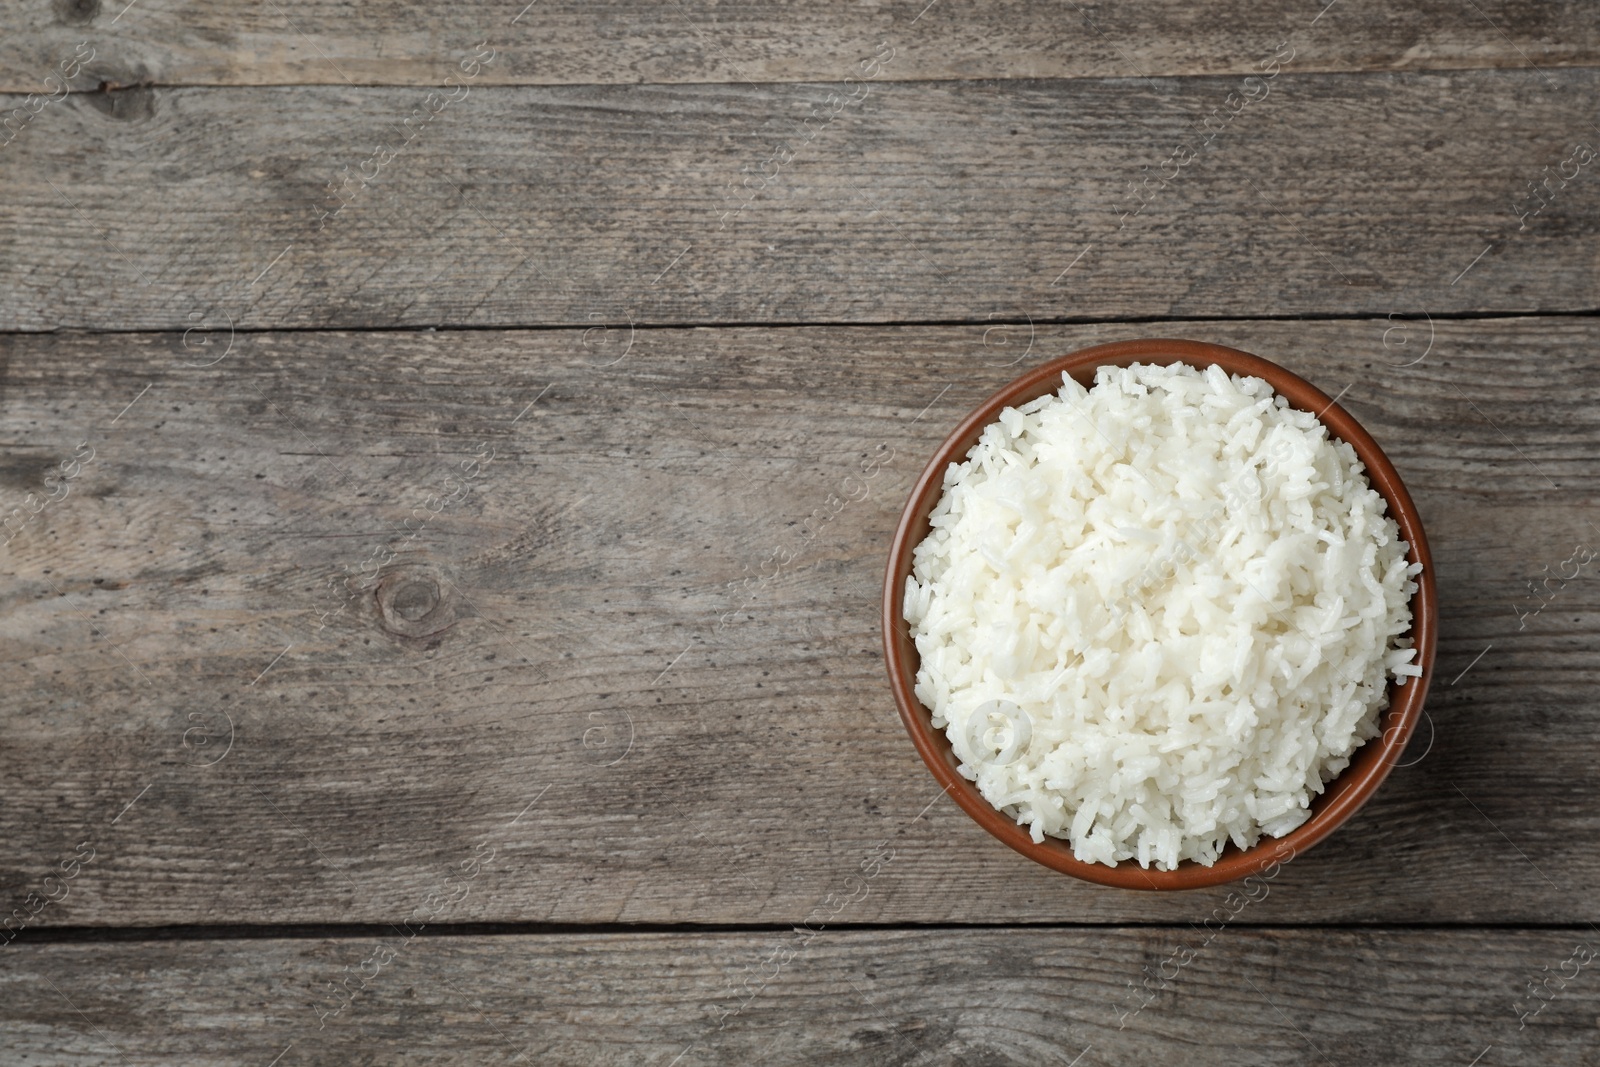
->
xmin=375 ymin=567 xmax=457 ymax=640
xmin=84 ymin=84 xmax=156 ymax=122
xmin=54 ymin=0 xmax=99 ymax=24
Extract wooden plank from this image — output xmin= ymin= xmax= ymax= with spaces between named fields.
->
xmin=1 ymin=317 xmax=1596 ymax=928
xmin=2 ymin=69 xmax=1598 ymax=330
xmin=2 ymin=0 xmax=1597 ymax=91
xmin=3 ymin=928 xmax=1595 ymax=1064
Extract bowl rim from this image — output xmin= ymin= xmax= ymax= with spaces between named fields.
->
xmin=881 ymin=338 xmax=1438 ymax=890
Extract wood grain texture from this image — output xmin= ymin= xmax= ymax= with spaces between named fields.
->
xmin=1 ymin=317 xmax=1596 ymax=929
xmin=2 ymin=0 xmax=1597 ymax=91
xmin=4 ymin=928 xmax=1597 ymax=1065
xmin=3 ymin=69 xmax=1598 ymax=331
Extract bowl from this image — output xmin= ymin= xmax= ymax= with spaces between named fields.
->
xmin=881 ymin=338 xmax=1437 ymax=890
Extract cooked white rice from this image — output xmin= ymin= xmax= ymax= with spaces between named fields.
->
xmin=903 ymin=362 xmax=1422 ymax=870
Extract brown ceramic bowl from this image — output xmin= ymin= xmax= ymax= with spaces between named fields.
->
xmin=882 ymin=338 xmax=1437 ymax=890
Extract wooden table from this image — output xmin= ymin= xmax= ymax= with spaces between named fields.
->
xmin=3 ymin=2 xmax=1598 ymax=1063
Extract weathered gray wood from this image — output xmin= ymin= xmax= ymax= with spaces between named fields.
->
xmin=2 ymin=0 xmax=1597 ymax=91
xmin=2 ymin=69 xmax=1597 ymax=330
xmin=3 ymin=929 xmax=1594 ymax=1064
xmin=1 ymin=317 xmax=1596 ymax=928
